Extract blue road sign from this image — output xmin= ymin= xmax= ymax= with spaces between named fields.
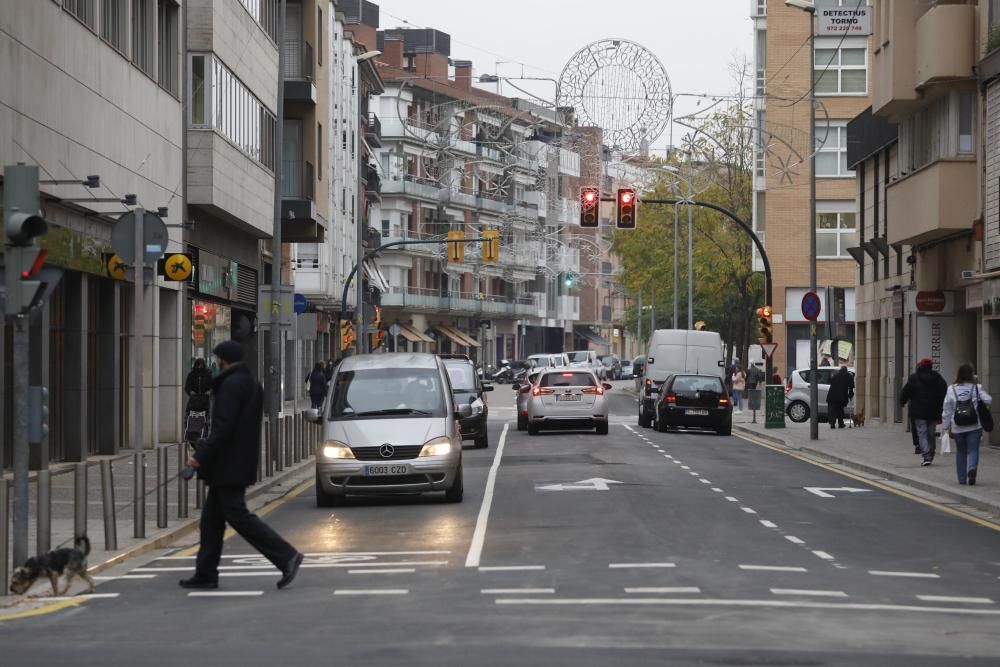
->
xmin=801 ymin=291 xmax=821 ymax=322
xmin=294 ymin=293 xmax=308 ymax=314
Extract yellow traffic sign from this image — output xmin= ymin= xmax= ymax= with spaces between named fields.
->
xmin=104 ymin=253 xmax=127 ymax=281
xmin=482 ymin=229 xmax=500 ymax=263
xmin=447 ymin=231 xmax=465 ymax=264
xmin=158 ymin=253 xmax=193 ymax=281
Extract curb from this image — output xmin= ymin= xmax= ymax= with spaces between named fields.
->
xmin=86 ymin=458 xmax=315 ymax=577
xmin=733 ymin=426 xmax=1000 ymax=517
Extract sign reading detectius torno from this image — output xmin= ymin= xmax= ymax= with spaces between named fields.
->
xmin=817 ymin=7 xmax=872 ymax=36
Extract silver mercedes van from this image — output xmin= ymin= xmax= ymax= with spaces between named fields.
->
xmin=306 ymin=353 xmax=470 ymax=507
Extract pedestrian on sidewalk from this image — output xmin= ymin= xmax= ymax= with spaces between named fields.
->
xmin=324 ymin=358 xmax=336 ymax=383
xmin=731 ymin=366 xmax=747 ymax=413
xmin=941 ymin=363 xmax=992 ymax=486
xmin=181 ymin=340 xmax=304 ymax=591
xmin=900 ymin=357 xmax=947 ymax=466
xmin=183 ymin=358 xmax=213 ymax=441
xmin=827 ymin=364 xmax=854 ymax=429
xmin=307 ymin=362 xmax=328 ymax=409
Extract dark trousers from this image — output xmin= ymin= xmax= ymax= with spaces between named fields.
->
xmin=828 ymin=402 xmax=846 ymax=428
xmin=195 ymin=485 xmax=298 ymax=579
xmin=310 ymin=393 xmax=324 ymax=409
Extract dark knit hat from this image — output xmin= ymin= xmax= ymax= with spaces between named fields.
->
xmin=213 ymin=340 xmax=244 ymax=364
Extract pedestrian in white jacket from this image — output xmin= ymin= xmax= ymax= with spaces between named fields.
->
xmin=941 ymin=363 xmax=992 ymax=486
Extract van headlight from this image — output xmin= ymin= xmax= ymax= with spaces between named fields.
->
xmin=321 ymin=441 xmax=355 ymax=459
xmin=419 ymin=437 xmax=453 ymax=457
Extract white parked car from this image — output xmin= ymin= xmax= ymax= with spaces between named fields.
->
xmin=526 ymin=369 xmax=612 ymax=435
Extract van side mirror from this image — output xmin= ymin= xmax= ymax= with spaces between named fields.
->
xmin=305 ymin=408 xmax=322 ymax=424
xmin=482 ymin=384 xmax=494 ymax=392
xmin=456 ymin=403 xmax=473 ymax=419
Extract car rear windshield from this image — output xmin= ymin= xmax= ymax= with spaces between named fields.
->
xmin=671 ymin=376 xmax=725 ymax=394
xmin=444 ymin=362 xmax=477 ymax=391
xmin=567 ymin=352 xmax=590 ymax=363
xmin=600 ymin=356 xmax=616 ymax=364
xmin=328 ymin=367 xmax=447 ymax=419
xmin=540 ymin=371 xmax=596 ymax=387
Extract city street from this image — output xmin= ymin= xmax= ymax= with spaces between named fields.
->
xmin=2 ymin=382 xmax=999 ymax=665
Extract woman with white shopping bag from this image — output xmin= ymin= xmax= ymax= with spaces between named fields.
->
xmin=941 ymin=364 xmax=993 ymax=486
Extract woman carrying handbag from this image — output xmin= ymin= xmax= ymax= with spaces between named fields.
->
xmin=941 ymin=363 xmax=993 ymax=486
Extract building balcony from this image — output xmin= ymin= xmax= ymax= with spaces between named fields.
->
xmin=915 ymin=4 xmax=975 ymax=89
xmin=886 ymin=160 xmax=976 ymax=247
xmin=284 ymin=42 xmax=316 ymax=105
xmin=281 ymin=160 xmax=326 ymax=242
xmin=364 ymin=163 xmax=381 ymax=202
xmin=381 ymin=174 xmax=443 ymax=202
xmin=380 ymin=286 xmax=537 ymax=317
xmin=365 ymin=112 xmax=382 ymax=148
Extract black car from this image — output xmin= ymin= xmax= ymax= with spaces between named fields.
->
xmin=440 ymin=355 xmax=493 ymax=448
xmin=600 ymin=354 xmax=622 ymax=380
xmin=652 ymin=374 xmax=732 ymax=436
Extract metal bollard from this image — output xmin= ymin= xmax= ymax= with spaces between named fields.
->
xmin=282 ymin=416 xmax=291 ymax=471
xmin=177 ymin=443 xmax=188 ymax=519
xmin=37 ymin=470 xmax=51 ymax=554
xmin=74 ymin=463 xmax=88 ymax=540
xmin=294 ymin=415 xmax=302 ymax=463
xmin=156 ymin=447 xmax=168 ymax=529
xmin=0 ymin=478 xmax=9 ymax=593
xmin=257 ymin=424 xmax=265 ymax=483
xmin=100 ymin=459 xmax=117 ymax=551
xmin=265 ymin=424 xmax=274 ymax=478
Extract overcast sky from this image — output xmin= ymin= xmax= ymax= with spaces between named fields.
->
xmin=372 ymin=0 xmax=754 ymax=152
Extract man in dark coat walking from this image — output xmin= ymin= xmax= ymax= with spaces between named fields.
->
xmin=181 ymin=340 xmax=303 ymax=591
xmin=307 ymin=362 xmax=328 ymax=409
xmin=900 ymin=357 xmax=948 ymax=465
xmin=826 ymin=365 xmax=854 ymax=429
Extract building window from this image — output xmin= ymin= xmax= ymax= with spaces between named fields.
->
xmin=131 ymin=0 xmax=154 ymax=76
xmin=754 ymin=192 xmax=766 ymax=233
xmin=188 ymin=53 xmax=276 ymax=170
xmin=992 ymin=0 xmax=1000 ymax=27
xmin=157 ymin=0 xmax=179 ymax=95
xmin=404 ymin=54 xmax=416 ymax=72
xmin=317 ymin=123 xmax=323 ymax=181
xmin=814 ymin=40 xmax=867 ymax=95
xmin=238 ymin=0 xmax=278 ymax=41
xmin=755 ymin=110 xmax=766 ymax=178
xmin=317 ymin=8 xmax=323 ymax=66
xmin=898 ymin=91 xmax=976 ymax=174
xmin=63 ymin=0 xmax=96 ymax=28
xmin=100 ymin=0 xmax=126 ymax=50
xmin=815 ymin=0 xmax=869 ymax=7
xmin=817 ymin=205 xmax=858 ymax=258
xmin=815 ymin=121 xmax=852 ymax=177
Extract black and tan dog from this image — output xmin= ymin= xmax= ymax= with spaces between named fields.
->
xmin=9 ymin=535 xmax=95 ymax=596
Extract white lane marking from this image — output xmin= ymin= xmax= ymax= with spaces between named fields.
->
xmin=784 ymin=536 xmax=806 ymax=545
xmin=664 ymin=455 xmax=674 ymax=459
xmin=739 ymin=564 xmax=808 ymax=573
xmin=623 ymin=425 xmax=635 ymax=433
xmin=37 ymin=593 xmax=121 ymax=601
xmin=481 ymin=588 xmax=555 ymax=595
xmin=625 ymin=587 xmax=701 ymax=594
xmin=466 ymin=423 xmax=509 ymax=568
xmin=492 ymin=598 xmax=1000 ymax=616
xmin=771 ymin=588 xmax=848 ymax=598
xmin=698 ymin=479 xmax=712 ymax=484
xmin=759 ymin=520 xmax=778 ymax=528
xmin=868 ymin=570 xmax=941 ymax=579
xmin=94 ymin=575 xmax=156 ymax=580
xmin=812 ymin=551 xmax=835 ymax=561
xmin=135 ymin=560 xmax=448 ymax=573
xmin=680 ymin=466 xmax=691 ymax=470
xmin=916 ymin=595 xmax=995 ymax=605
xmin=740 ymin=507 xmax=758 ymax=514
xmin=187 ymin=591 xmax=263 ymax=597
xmin=478 ymin=565 xmax=546 ymax=572
xmin=712 ymin=488 xmax=724 ymax=493
xmin=158 ymin=551 xmax=451 ymax=560
xmin=347 ymin=568 xmax=416 ymax=575
xmin=725 ymin=497 xmax=739 ymax=502
xmin=608 ymin=563 xmax=676 ymax=569
xmin=334 ymin=589 xmax=409 ymax=596
xmin=688 ymin=471 xmax=700 ymax=476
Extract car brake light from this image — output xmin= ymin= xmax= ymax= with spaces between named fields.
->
xmin=561 ymin=372 xmax=574 ymax=377
xmin=665 ymin=393 xmax=677 ymax=404
xmin=719 ymin=397 xmax=730 ymax=405
xmin=532 ymin=387 xmax=555 ymax=396
xmin=582 ymin=386 xmax=604 ymax=395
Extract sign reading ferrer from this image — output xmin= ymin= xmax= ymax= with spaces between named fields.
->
xmin=817 ymin=7 xmax=872 ymax=36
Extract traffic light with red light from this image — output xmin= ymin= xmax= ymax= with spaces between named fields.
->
xmin=580 ymin=186 xmax=599 ymax=227
xmin=616 ymin=188 xmax=637 ymax=229
xmin=757 ymin=306 xmax=773 ymax=343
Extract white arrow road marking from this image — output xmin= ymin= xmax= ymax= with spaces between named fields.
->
xmin=535 ymin=478 xmax=624 ymax=492
xmin=804 ymin=486 xmax=873 ymax=499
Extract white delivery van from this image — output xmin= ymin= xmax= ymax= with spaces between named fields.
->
xmin=638 ymin=329 xmax=725 ymax=427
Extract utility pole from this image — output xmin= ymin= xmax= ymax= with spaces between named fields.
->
xmin=269 ymin=0 xmax=287 ymax=464
xmin=686 ymin=159 xmax=694 ymax=330
xmin=808 ymin=17 xmax=819 ymax=442
xmin=132 ymin=207 xmax=145 ymax=538
xmin=637 ymin=291 xmax=643 ymax=351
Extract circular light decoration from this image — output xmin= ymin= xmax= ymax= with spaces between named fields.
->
xmin=558 ymin=38 xmax=672 ymax=153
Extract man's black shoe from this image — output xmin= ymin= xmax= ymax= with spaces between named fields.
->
xmin=969 ymin=469 xmax=977 ymax=486
xmin=277 ymin=552 xmax=304 ymax=590
xmin=179 ymin=575 xmax=218 ymax=590
xmin=915 ymin=447 xmax=922 ymax=454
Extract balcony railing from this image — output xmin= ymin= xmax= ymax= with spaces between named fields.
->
xmin=365 ymin=112 xmax=382 ymax=147
xmin=381 ymin=286 xmax=538 ymax=316
xmin=281 ymin=160 xmax=314 ymax=200
xmin=284 ymin=41 xmax=314 ymax=81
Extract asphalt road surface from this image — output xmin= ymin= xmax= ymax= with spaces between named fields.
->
xmin=3 ymin=380 xmax=1000 ymax=666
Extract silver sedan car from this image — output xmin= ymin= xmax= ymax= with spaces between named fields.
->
xmin=514 ymin=369 xmax=543 ymax=431
xmin=526 ymin=369 xmax=611 ymax=435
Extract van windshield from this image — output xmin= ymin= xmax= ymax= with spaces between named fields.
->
xmin=567 ymin=352 xmax=590 ymax=363
xmin=444 ymin=362 xmax=477 ymax=392
xmin=328 ymin=368 xmax=447 ymax=420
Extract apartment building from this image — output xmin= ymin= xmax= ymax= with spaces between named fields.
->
xmin=847 ymin=1 xmax=986 ymax=426
xmin=0 ymin=0 xmax=185 ymax=462
xmin=751 ymin=0 xmax=871 ymax=377
xmin=368 ymin=27 xmax=585 ymax=365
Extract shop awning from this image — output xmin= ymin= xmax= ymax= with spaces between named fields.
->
xmin=575 ymin=327 xmax=611 ymax=347
xmin=397 ymin=323 xmax=434 ymax=344
xmin=446 ymin=324 xmax=480 ymax=348
xmin=363 ymin=259 xmax=390 ymax=293
xmin=433 ymin=324 xmax=481 ymax=348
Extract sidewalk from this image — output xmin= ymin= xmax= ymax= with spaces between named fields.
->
xmin=735 ymin=416 xmax=1000 ymax=518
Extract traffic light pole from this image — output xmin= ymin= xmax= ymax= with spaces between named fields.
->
xmin=602 ymin=196 xmax=774 ymax=383
xmin=132 ymin=208 xmax=145 ymax=538
xmin=337 ymin=238 xmax=487 ymax=354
